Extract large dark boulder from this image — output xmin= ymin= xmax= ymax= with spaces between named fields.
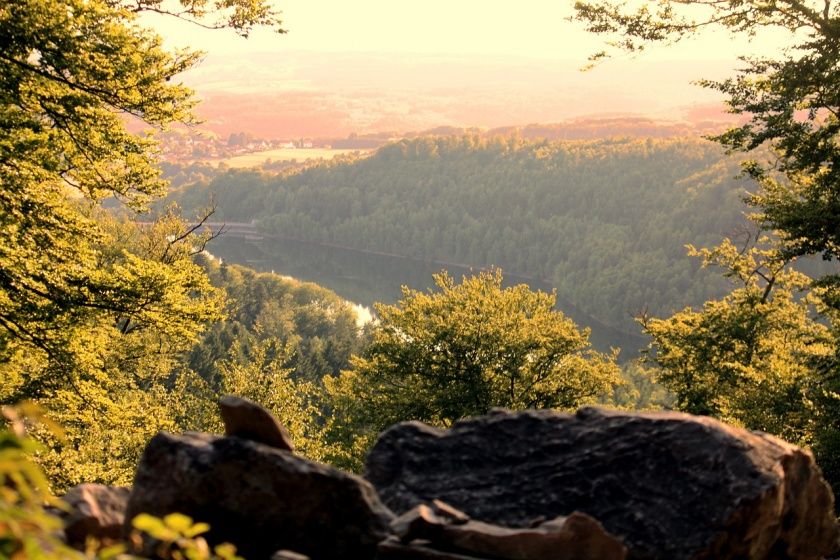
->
xmin=365 ymin=407 xmax=840 ymax=560
xmin=125 ymin=431 xmax=393 ymax=560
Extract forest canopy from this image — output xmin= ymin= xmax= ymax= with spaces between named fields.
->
xmin=5 ymin=0 xmax=840 ymax=555
xmin=168 ymin=135 xmax=751 ymax=333
xmin=322 ymin=269 xmax=622 ymax=470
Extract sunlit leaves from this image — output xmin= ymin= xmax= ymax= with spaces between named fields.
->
xmin=323 ymin=269 xmax=621 ymax=470
xmin=212 ymin=336 xmax=330 ymax=462
xmin=0 ymin=0 xmax=287 ymax=489
xmin=128 ymin=0 xmax=284 ymax=37
xmin=131 ymin=512 xmax=243 ymax=560
xmin=574 ymin=0 xmax=840 ymax=503
xmin=643 ymin=237 xmax=832 ymax=443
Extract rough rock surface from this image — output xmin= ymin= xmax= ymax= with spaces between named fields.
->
xmin=60 ymin=484 xmax=130 ymax=546
xmin=366 ymin=407 xmax=840 ymax=560
xmin=378 ymin=537 xmax=495 ymax=559
xmin=218 ymin=395 xmax=294 ymax=451
xmin=125 ymin=431 xmax=393 ymax=560
xmin=390 ymin=502 xmax=626 ymax=560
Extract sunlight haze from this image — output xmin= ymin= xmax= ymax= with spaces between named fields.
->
xmin=145 ymin=0 xmax=789 ymax=59
xmin=138 ymin=0 xmax=797 ymax=137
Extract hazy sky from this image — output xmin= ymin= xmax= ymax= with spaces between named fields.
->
xmin=145 ymin=0 xmax=790 ymax=61
xmin=141 ymin=0 xmax=796 ymax=135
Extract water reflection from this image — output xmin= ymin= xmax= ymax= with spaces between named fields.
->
xmin=207 ymin=236 xmax=647 ymax=361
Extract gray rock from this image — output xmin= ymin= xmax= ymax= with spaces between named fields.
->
xmin=126 ymin=431 xmax=393 ymax=560
xmin=60 ymin=484 xmax=130 ymax=547
xmin=218 ymin=395 xmax=294 ymax=451
xmin=378 ymin=536 xmax=494 ymax=559
xmin=366 ymin=407 xmax=840 ymax=560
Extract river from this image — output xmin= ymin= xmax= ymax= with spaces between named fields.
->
xmin=206 ymin=236 xmax=648 ymax=362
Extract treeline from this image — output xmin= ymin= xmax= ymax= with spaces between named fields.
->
xmin=168 ymin=135 xmax=750 ymax=331
xmin=0 ymin=205 xmax=370 ymax=488
xmin=409 ymin=117 xmax=733 ymax=141
xmin=189 ymin=255 xmax=369 ymax=385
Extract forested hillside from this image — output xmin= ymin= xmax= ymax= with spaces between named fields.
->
xmin=169 ymin=135 xmax=749 ymax=331
xmin=8 ymin=0 xmax=840 ymax=555
xmin=190 ymin=255 xmax=369 ymax=385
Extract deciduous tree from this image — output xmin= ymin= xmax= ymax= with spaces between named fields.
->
xmin=642 ymin=236 xmax=832 ymax=443
xmin=573 ymin=0 xmax=840 ymax=498
xmin=323 ymin=269 xmax=621 ymax=470
xmin=0 ymin=0 xmax=280 ymax=485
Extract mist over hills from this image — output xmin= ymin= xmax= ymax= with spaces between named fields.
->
xmin=168 ymin=135 xmax=752 ymax=335
xmin=180 ymin=51 xmax=739 ymax=138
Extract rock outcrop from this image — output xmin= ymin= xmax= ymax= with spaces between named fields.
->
xmin=125 ymin=431 xmax=393 ymax=560
xmin=60 ymin=483 xmax=130 ymax=547
xmin=366 ymin=407 xmax=840 ymax=560
xmin=218 ymin=395 xmax=294 ymax=452
xmin=385 ymin=501 xmax=626 ymax=560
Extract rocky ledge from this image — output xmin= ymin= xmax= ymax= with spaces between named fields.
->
xmin=62 ymin=398 xmax=840 ymax=560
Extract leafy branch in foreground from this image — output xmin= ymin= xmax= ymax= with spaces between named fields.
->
xmin=574 ymin=0 xmax=840 ymax=505
xmin=129 ymin=513 xmax=242 ymax=560
xmin=642 ymin=235 xmax=833 ymax=443
xmin=1 ymin=0 xmax=279 ymax=488
xmin=0 ymin=404 xmax=71 ymax=559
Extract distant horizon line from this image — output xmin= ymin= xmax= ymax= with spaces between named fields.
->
xmin=192 ymin=48 xmax=742 ymax=64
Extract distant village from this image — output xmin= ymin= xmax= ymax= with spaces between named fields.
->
xmin=154 ymin=115 xmax=739 ymax=164
xmin=158 ymin=129 xmax=394 ymax=162
xmin=158 ymin=130 xmax=318 ymax=161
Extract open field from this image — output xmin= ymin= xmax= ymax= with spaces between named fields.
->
xmin=217 ymin=148 xmax=369 ymax=168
